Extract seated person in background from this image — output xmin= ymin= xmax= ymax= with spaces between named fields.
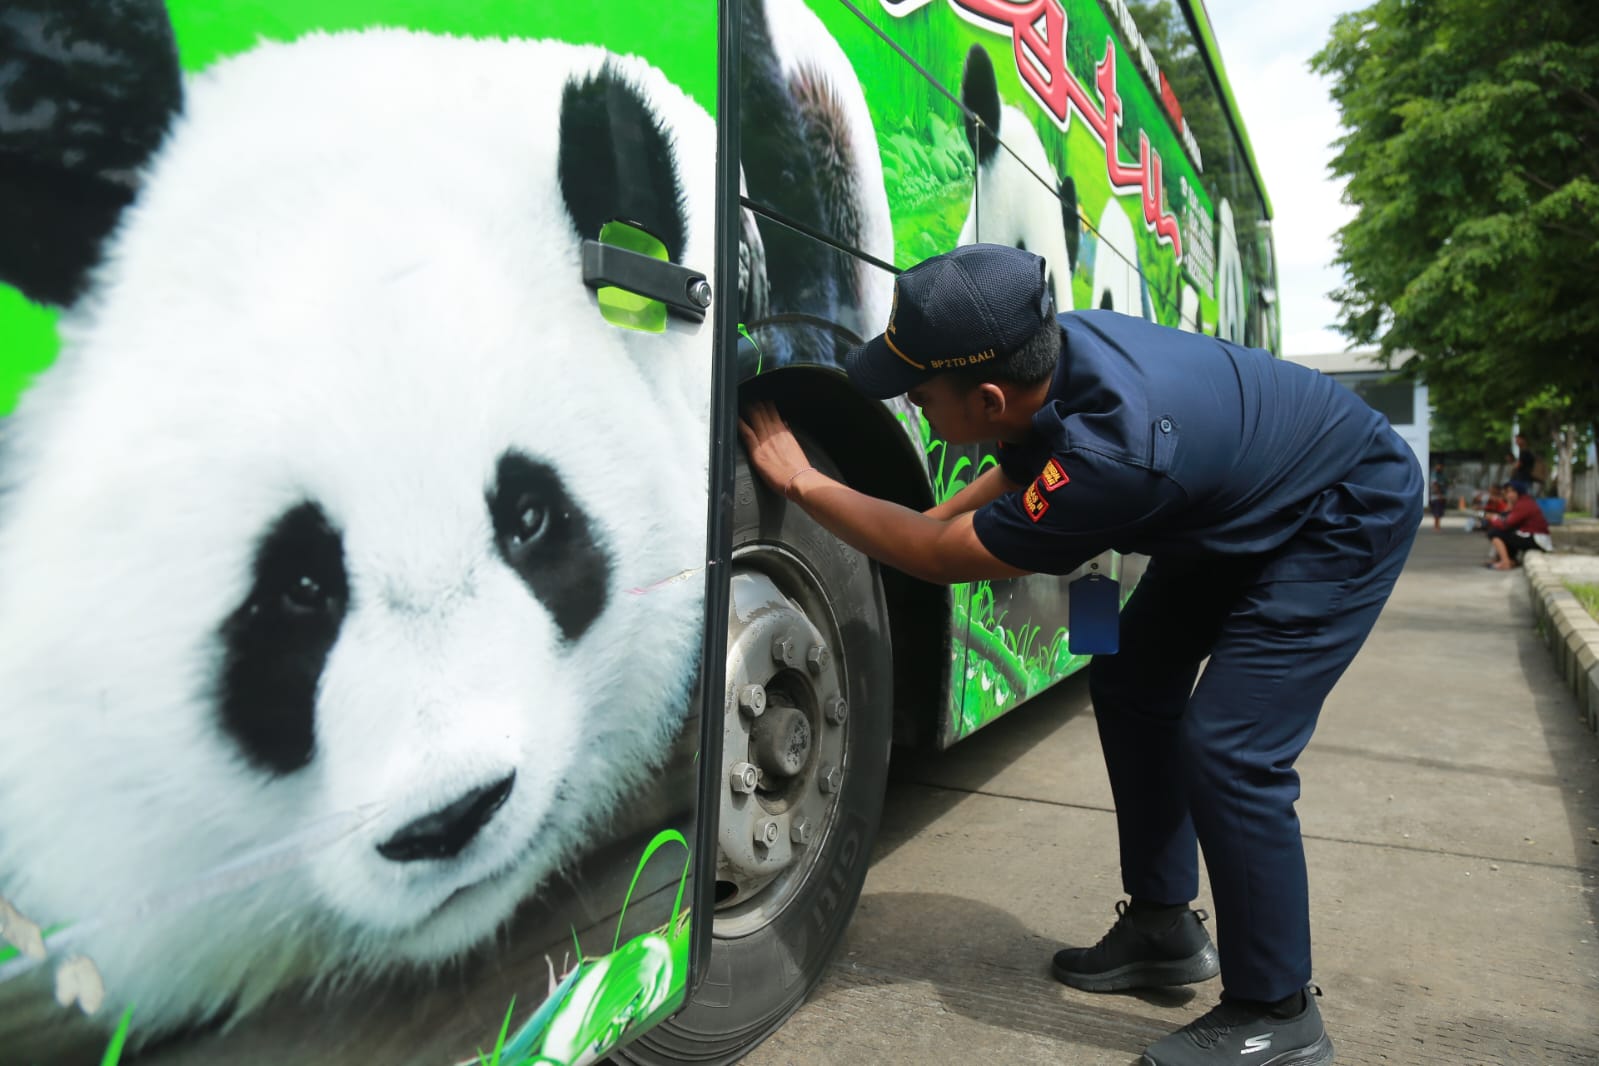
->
xmin=1482 ymin=479 xmax=1551 ymax=570
xmin=1465 ymin=484 xmax=1509 ymax=531
xmin=1480 ymin=484 xmax=1510 ymax=516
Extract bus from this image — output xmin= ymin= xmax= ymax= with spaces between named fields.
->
xmin=0 ymin=1 xmax=1277 ymax=1063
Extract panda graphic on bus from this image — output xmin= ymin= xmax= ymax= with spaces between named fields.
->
xmin=0 ymin=0 xmax=911 ymax=1057
xmin=0 ymin=1 xmax=1281 ymax=1062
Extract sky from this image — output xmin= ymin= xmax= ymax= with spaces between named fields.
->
xmin=1203 ymin=0 xmax=1367 ymax=356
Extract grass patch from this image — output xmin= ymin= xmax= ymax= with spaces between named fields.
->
xmin=1565 ymin=582 xmax=1599 ymax=623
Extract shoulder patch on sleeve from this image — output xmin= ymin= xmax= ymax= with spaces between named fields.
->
xmin=1039 ymin=457 xmax=1069 ymax=492
xmin=1023 ymin=482 xmax=1050 ymax=522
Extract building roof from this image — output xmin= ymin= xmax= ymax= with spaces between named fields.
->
xmin=1283 ymin=349 xmax=1414 ymax=375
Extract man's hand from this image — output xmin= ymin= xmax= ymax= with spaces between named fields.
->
xmin=738 ymin=401 xmax=816 ymax=497
xmin=735 ymin=399 xmax=1027 ymax=584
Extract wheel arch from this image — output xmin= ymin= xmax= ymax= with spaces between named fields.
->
xmin=739 ymin=366 xmax=953 ymax=750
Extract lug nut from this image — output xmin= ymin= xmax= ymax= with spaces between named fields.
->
xmin=806 ymin=643 xmax=831 ymax=674
xmin=738 ymin=683 xmax=767 ymax=718
xmin=754 ymin=819 xmax=780 ymax=848
xmin=819 ymin=765 xmax=843 ymax=794
xmin=790 ymin=818 xmax=813 ymax=846
xmin=771 ymin=636 xmax=797 ymax=668
xmin=730 ymin=762 xmax=759 ymax=794
xmin=826 ymin=696 xmax=848 ymax=725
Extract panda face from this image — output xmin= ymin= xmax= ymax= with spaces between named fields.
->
xmin=0 ymin=29 xmax=714 ymax=1029
xmin=206 ymin=452 xmax=615 ymax=944
xmin=220 ymin=457 xmax=610 ymax=777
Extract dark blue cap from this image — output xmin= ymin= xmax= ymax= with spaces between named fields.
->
xmin=845 ymin=244 xmax=1051 ymax=398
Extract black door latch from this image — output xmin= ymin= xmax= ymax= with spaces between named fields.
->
xmin=581 ymin=240 xmax=711 ymax=323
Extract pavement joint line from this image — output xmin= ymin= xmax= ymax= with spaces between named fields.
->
xmin=906 ymin=779 xmax=1599 ymax=875
xmin=1307 ymin=742 xmax=1567 ymax=787
xmin=1304 ymin=832 xmax=1599 ymax=875
xmin=905 ymin=779 xmax=1116 ymax=817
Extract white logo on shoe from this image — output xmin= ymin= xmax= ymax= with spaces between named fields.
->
xmin=1241 ymin=1034 xmax=1273 ymax=1055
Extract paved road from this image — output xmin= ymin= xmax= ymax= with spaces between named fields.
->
xmin=746 ymin=523 xmax=1599 ymax=1065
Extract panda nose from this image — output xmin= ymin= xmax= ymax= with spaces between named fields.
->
xmin=377 ymin=772 xmax=516 ymax=863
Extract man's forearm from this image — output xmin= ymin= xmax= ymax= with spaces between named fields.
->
xmin=786 ymin=469 xmax=1018 ymax=583
xmin=924 ymin=465 xmax=1017 ymax=520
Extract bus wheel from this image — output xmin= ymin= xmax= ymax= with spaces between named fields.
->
xmin=619 ymin=432 xmax=892 ymax=1064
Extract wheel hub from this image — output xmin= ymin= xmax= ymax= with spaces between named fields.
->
xmin=751 ymin=701 xmax=811 ymax=779
xmin=716 ymin=555 xmax=848 ymax=932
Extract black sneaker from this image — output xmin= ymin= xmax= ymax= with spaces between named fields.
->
xmin=1051 ymin=900 xmax=1220 ymax=992
xmin=1142 ymin=988 xmax=1334 ymax=1066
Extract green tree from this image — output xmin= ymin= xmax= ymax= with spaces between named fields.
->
xmin=1312 ymin=0 xmax=1599 ymax=502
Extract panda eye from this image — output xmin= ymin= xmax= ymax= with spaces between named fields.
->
xmin=489 ymin=452 xmax=610 ymax=641
xmin=221 ymin=502 xmax=348 ymax=775
xmin=510 ymin=496 xmax=549 ymax=549
xmin=282 ymin=573 xmax=328 ymax=614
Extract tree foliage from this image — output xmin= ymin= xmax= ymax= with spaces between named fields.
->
xmin=1312 ymin=0 xmax=1599 ymax=451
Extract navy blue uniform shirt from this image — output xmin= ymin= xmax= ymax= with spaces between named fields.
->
xmin=971 ymin=311 xmax=1423 ymax=581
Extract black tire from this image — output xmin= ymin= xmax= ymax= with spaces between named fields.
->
xmin=617 ymin=432 xmax=893 ymax=1064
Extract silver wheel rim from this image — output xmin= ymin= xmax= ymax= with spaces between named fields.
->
xmin=714 ymin=543 xmax=849 ymax=937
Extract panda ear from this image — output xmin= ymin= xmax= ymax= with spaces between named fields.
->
xmin=1060 ymin=175 xmax=1080 ymax=269
xmin=558 ymin=64 xmax=687 ymax=264
xmin=0 ymin=0 xmax=183 ymax=306
xmin=960 ymin=45 xmax=1000 ymax=167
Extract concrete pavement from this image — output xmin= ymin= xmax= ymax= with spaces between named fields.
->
xmin=745 ymin=522 xmax=1599 ymax=1064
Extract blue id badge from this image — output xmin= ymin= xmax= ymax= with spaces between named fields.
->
xmin=1068 ymin=572 xmax=1120 ymax=654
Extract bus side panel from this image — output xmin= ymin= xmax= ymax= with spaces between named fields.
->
xmin=737 ymin=0 xmax=1276 ymax=745
xmin=840 ymin=0 xmax=1281 ymax=745
xmin=0 ymin=3 xmax=722 ymax=1064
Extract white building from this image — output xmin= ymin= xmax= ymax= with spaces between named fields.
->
xmin=1283 ymin=350 xmax=1429 ymax=500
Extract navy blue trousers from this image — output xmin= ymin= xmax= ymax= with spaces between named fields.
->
xmin=1088 ymin=522 xmax=1418 ymax=1002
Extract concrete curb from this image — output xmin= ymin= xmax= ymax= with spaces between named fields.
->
xmin=1551 ymin=516 xmax=1599 ymax=553
xmin=1523 ymin=552 xmax=1599 ymax=735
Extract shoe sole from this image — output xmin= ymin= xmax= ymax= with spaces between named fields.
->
xmin=1051 ymin=942 xmax=1220 ymax=992
xmin=1140 ymin=1033 xmax=1334 ymax=1066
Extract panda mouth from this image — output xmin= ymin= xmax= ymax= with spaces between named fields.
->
xmin=429 ymin=853 xmax=521 ymax=918
xmin=419 ymin=817 xmax=552 ymax=925
xmin=430 ymin=872 xmax=504 ymax=917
